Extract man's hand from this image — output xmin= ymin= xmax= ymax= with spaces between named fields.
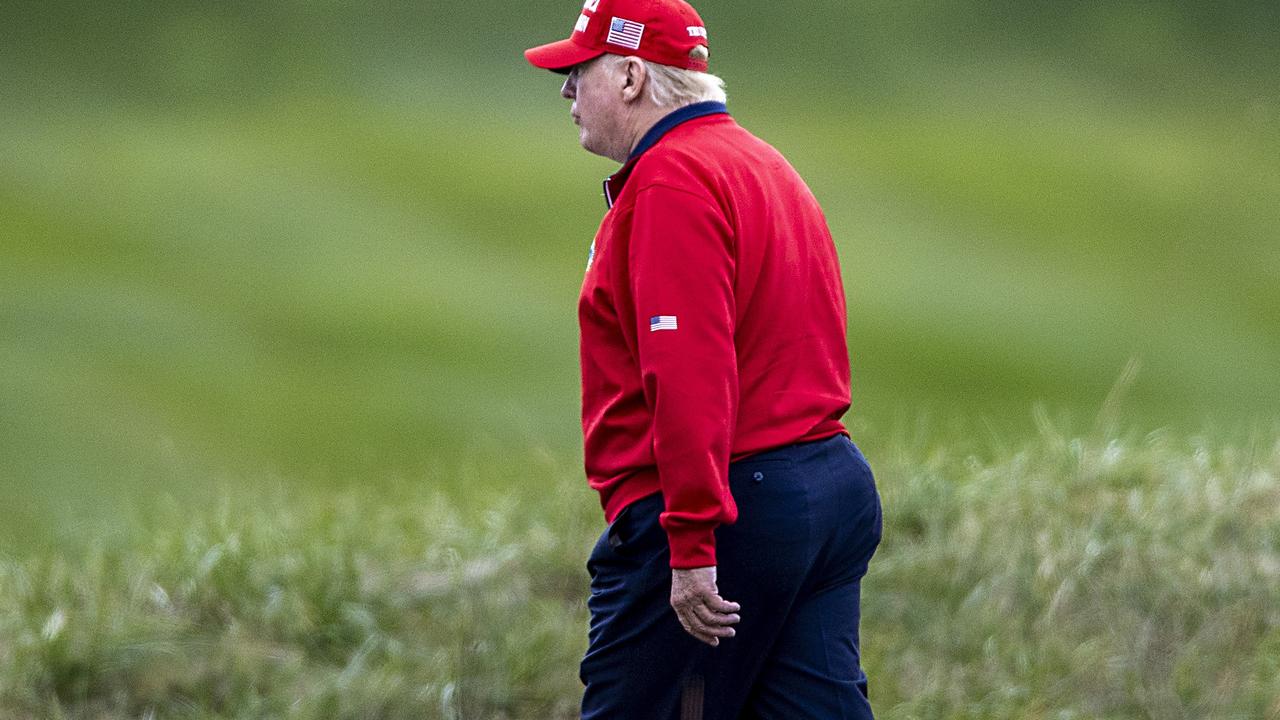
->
xmin=671 ymin=566 xmax=741 ymax=646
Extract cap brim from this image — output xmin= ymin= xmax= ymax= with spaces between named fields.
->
xmin=524 ymin=38 xmax=604 ymax=74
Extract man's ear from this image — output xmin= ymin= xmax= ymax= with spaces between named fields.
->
xmin=620 ymin=57 xmax=647 ymax=104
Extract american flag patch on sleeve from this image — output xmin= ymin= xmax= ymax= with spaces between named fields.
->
xmin=606 ymin=17 xmax=645 ymax=50
xmin=649 ymin=315 xmax=678 ymax=332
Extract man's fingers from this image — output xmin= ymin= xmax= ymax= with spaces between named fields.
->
xmin=691 ymin=601 xmax=740 ymax=628
xmin=706 ymin=596 xmax=741 ymax=614
xmin=678 ymin=613 xmax=730 ymax=646
xmin=703 ymin=625 xmax=736 ymax=639
xmin=673 ymin=591 xmax=740 ymax=617
xmin=688 ymin=611 xmax=736 ymax=637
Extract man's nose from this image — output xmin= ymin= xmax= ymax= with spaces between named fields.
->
xmin=561 ymin=76 xmax=576 ymax=100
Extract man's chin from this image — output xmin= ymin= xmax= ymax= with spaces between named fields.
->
xmin=579 ymin=134 xmax=614 ymax=161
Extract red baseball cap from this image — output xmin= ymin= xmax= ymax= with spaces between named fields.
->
xmin=524 ymin=0 xmax=710 ymax=74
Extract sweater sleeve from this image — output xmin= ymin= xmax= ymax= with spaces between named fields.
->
xmin=628 ymin=182 xmax=739 ymax=569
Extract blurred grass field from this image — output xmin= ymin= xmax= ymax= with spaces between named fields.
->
xmin=1 ymin=0 xmax=1279 ymax=715
xmin=3 ymin=0 xmax=1277 ymax=545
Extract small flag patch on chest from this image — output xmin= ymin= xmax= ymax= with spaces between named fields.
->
xmin=650 ymin=315 xmax=678 ymax=332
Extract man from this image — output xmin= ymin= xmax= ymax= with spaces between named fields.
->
xmin=524 ymin=1 xmax=882 ymax=718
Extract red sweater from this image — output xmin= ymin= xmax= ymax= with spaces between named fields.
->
xmin=578 ymin=104 xmax=850 ymax=568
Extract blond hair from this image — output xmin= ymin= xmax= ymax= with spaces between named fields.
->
xmin=642 ymin=55 xmax=727 ymax=108
xmin=601 ymin=51 xmax=727 ymax=108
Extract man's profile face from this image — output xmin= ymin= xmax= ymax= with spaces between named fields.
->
xmin=561 ymin=55 xmax=624 ymax=161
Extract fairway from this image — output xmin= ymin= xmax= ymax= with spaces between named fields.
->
xmin=4 ymin=82 xmax=1277 ymax=546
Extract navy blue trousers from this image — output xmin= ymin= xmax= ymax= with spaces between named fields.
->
xmin=581 ymin=434 xmax=882 ymax=720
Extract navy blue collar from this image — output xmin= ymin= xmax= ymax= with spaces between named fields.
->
xmin=628 ymin=101 xmax=728 ymax=161
xmin=602 ymin=101 xmax=728 ymax=208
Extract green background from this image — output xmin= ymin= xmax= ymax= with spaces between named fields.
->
xmin=2 ymin=0 xmax=1278 ymax=548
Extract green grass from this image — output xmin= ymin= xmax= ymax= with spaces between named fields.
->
xmin=0 ymin=451 xmax=596 ymax=719
xmin=3 ymin=425 xmax=1278 ymax=719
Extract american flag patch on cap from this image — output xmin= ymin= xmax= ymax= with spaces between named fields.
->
xmin=650 ymin=315 xmax=678 ymax=332
xmin=607 ymin=17 xmax=645 ymax=50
